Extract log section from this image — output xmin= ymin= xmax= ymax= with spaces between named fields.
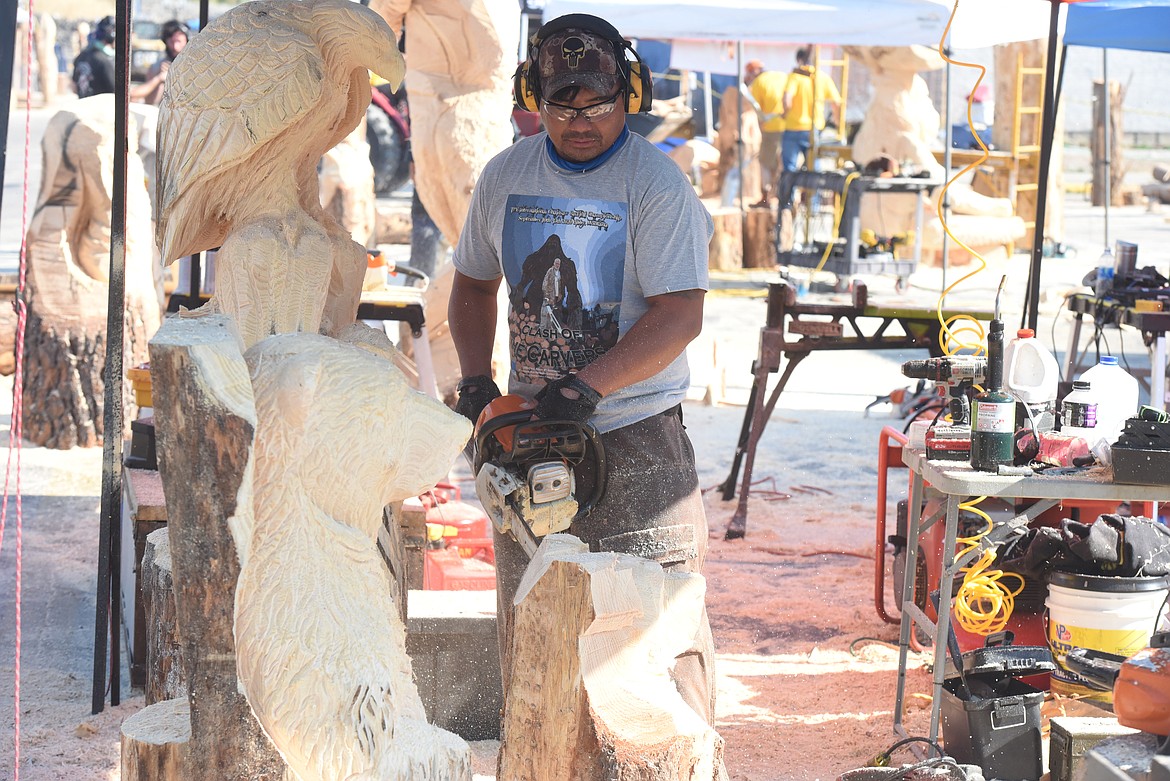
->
xmin=499 ymin=535 xmax=723 ymax=781
xmin=149 ymin=313 xmax=284 ymax=780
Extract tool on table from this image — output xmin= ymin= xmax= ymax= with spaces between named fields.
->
xmin=970 ymin=284 xmax=1014 ymax=472
xmin=471 ymin=395 xmax=607 ymax=558
xmin=1139 ymin=405 xmax=1170 ymax=423
xmin=901 ymin=354 xmax=986 ymax=459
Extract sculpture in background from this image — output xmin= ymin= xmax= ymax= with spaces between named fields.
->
xmin=847 ymin=46 xmax=946 ymax=185
xmin=239 ymin=332 xmax=473 ymax=781
xmin=320 ymin=122 xmax=378 ymax=248
xmin=845 ymin=46 xmax=1027 ymax=266
xmin=156 ymin=0 xmax=405 ymax=348
xmin=369 ymin=0 xmax=520 ymax=399
xmin=22 ymin=94 xmax=161 ymax=448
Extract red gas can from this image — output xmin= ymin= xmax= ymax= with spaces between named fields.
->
xmin=421 ymin=483 xmax=493 ymax=563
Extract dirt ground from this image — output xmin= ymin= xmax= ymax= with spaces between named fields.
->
xmin=0 ymin=372 xmax=949 ymax=781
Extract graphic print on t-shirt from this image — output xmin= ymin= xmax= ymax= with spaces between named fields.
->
xmin=502 ymin=194 xmax=626 ymax=384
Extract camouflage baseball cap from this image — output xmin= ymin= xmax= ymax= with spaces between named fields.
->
xmin=538 ymin=28 xmax=621 ymax=101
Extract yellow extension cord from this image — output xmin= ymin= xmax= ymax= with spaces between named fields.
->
xmin=935 ymin=0 xmax=1023 ymax=636
xmin=954 ymin=498 xmax=1026 ymax=635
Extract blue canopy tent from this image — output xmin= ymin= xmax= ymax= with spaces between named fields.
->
xmin=1061 ymin=1 xmax=1170 ymax=275
xmin=1065 ymin=0 xmax=1170 ymax=53
xmin=1024 ymin=0 xmax=1170 ymax=329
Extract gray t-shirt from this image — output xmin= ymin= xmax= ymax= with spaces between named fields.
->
xmin=454 ymin=131 xmax=713 ymax=433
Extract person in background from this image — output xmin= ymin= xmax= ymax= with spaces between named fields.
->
xmin=447 ymin=14 xmax=723 ymax=768
xmin=780 ymin=45 xmax=842 ymax=173
xmin=744 ymin=59 xmax=787 ymax=206
xmin=72 ymin=15 xmax=116 ymax=98
xmin=139 ymin=19 xmax=190 ymax=105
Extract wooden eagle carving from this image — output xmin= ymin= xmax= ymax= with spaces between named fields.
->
xmin=156 ymin=0 xmax=404 ymax=347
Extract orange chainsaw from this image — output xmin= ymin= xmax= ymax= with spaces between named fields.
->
xmin=471 ymin=395 xmax=607 ymax=558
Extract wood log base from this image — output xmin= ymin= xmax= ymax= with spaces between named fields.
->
xmin=142 ymin=528 xmax=183 ymax=705
xmin=149 ymin=314 xmax=285 ymax=780
xmin=499 ymin=535 xmax=723 ymax=781
xmin=21 ymin=311 xmax=106 ymax=449
xmin=120 ymin=697 xmax=190 ymax=781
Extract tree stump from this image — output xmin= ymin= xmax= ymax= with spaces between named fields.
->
xmin=708 ymin=209 xmax=743 ymax=272
xmin=148 ymin=313 xmax=285 ymax=781
xmin=21 ymin=95 xmax=161 ymax=449
xmin=142 ymin=527 xmax=183 ymax=705
xmin=715 ymin=85 xmax=762 ymax=206
xmin=498 ymin=535 xmax=723 ymax=781
xmin=1091 ymin=79 xmax=1126 ymax=208
xmin=745 ymin=206 xmax=777 ymax=269
xmin=121 ymin=697 xmax=190 ymax=781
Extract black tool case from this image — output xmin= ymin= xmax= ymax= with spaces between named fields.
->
xmin=941 ymin=634 xmax=1056 ymax=781
xmin=1112 ymin=419 xmax=1170 ymax=485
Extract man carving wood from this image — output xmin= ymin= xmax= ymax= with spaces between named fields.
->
xmin=448 ymin=13 xmax=726 ymax=778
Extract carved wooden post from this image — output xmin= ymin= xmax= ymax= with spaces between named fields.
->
xmin=148 ymin=314 xmax=285 ymax=780
xmin=499 ymin=535 xmax=724 ymax=780
xmin=21 ymin=95 xmax=161 ymax=448
xmin=1091 ymin=79 xmax=1125 ymax=208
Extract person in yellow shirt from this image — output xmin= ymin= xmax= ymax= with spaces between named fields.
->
xmin=780 ymin=46 xmax=842 ymax=174
xmin=745 ymin=59 xmax=787 ymax=205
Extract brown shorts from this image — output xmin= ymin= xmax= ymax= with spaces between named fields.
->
xmin=760 ymin=130 xmax=783 ymax=189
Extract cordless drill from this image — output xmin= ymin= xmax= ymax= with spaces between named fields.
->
xmin=901 ymin=355 xmax=988 ymax=459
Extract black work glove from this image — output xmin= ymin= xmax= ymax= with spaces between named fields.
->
xmin=454 ymin=374 xmax=501 ymax=423
xmin=534 ymin=374 xmax=602 ymax=423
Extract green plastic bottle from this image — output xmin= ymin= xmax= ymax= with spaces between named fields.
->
xmin=971 ymin=319 xmax=1015 ymax=472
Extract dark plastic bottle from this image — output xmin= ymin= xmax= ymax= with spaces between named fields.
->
xmin=971 ymin=319 xmax=1016 ymax=472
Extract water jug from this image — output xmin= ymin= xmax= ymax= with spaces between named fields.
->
xmin=1061 ymin=380 xmax=1100 ymax=445
xmin=1079 ymin=356 xmax=1140 ymax=445
xmin=1005 ymin=328 xmax=1059 ymax=432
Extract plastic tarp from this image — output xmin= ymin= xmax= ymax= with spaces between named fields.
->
xmin=1065 ymin=0 xmax=1170 ymax=53
xmin=540 ymin=0 xmax=1053 ymax=48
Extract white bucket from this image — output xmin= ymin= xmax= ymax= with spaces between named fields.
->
xmin=1046 ymin=572 xmax=1170 ymax=701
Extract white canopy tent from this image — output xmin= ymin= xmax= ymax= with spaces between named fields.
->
xmin=541 ymin=0 xmax=1054 ymax=49
xmin=540 ymin=0 xmax=1059 ymax=288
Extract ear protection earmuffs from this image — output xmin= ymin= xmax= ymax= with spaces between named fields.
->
xmin=513 ymin=14 xmax=653 ymax=115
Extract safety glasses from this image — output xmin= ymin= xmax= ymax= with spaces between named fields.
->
xmin=541 ymin=91 xmax=623 ymax=123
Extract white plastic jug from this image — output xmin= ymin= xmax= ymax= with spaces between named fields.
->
xmin=1006 ymin=329 xmax=1059 ymax=431
xmin=1079 ymin=356 xmax=1140 ymax=445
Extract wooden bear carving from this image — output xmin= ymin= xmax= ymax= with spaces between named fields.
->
xmin=238 ymin=332 xmax=472 ymax=780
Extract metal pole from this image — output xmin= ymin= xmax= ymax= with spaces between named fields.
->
xmin=1024 ymin=0 xmax=1063 ymax=332
xmin=93 ymin=0 xmax=132 ymax=714
xmin=941 ymin=53 xmax=953 ymax=292
xmin=1102 ymin=48 xmax=1110 ymax=249
xmin=808 ymin=46 xmax=819 ymax=170
xmin=736 ymin=42 xmax=747 ymax=257
xmin=703 ymin=71 xmax=714 ymax=140
xmin=518 ymin=11 xmax=529 ymax=64
xmin=0 ymin=0 xmax=19 ymax=223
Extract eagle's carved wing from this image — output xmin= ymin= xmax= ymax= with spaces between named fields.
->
xmin=156 ymin=5 xmax=325 ymax=261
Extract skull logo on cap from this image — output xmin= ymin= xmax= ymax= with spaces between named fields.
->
xmin=561 ymin=36 xmax=586 ymax=68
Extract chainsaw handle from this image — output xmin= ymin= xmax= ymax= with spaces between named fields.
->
xmin=574 ymin=422 xmax=607 ymax=518
xmin=473 ymin=410 xmax=539 ymax=473
xmin=473 ymin=412 xmax=607 ymax=521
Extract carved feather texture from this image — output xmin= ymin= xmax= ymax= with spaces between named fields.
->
xmin=156 ymin=0 xmax=404 ymax=263
xmin=238 ymin=334 xmax=471 ymax=780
